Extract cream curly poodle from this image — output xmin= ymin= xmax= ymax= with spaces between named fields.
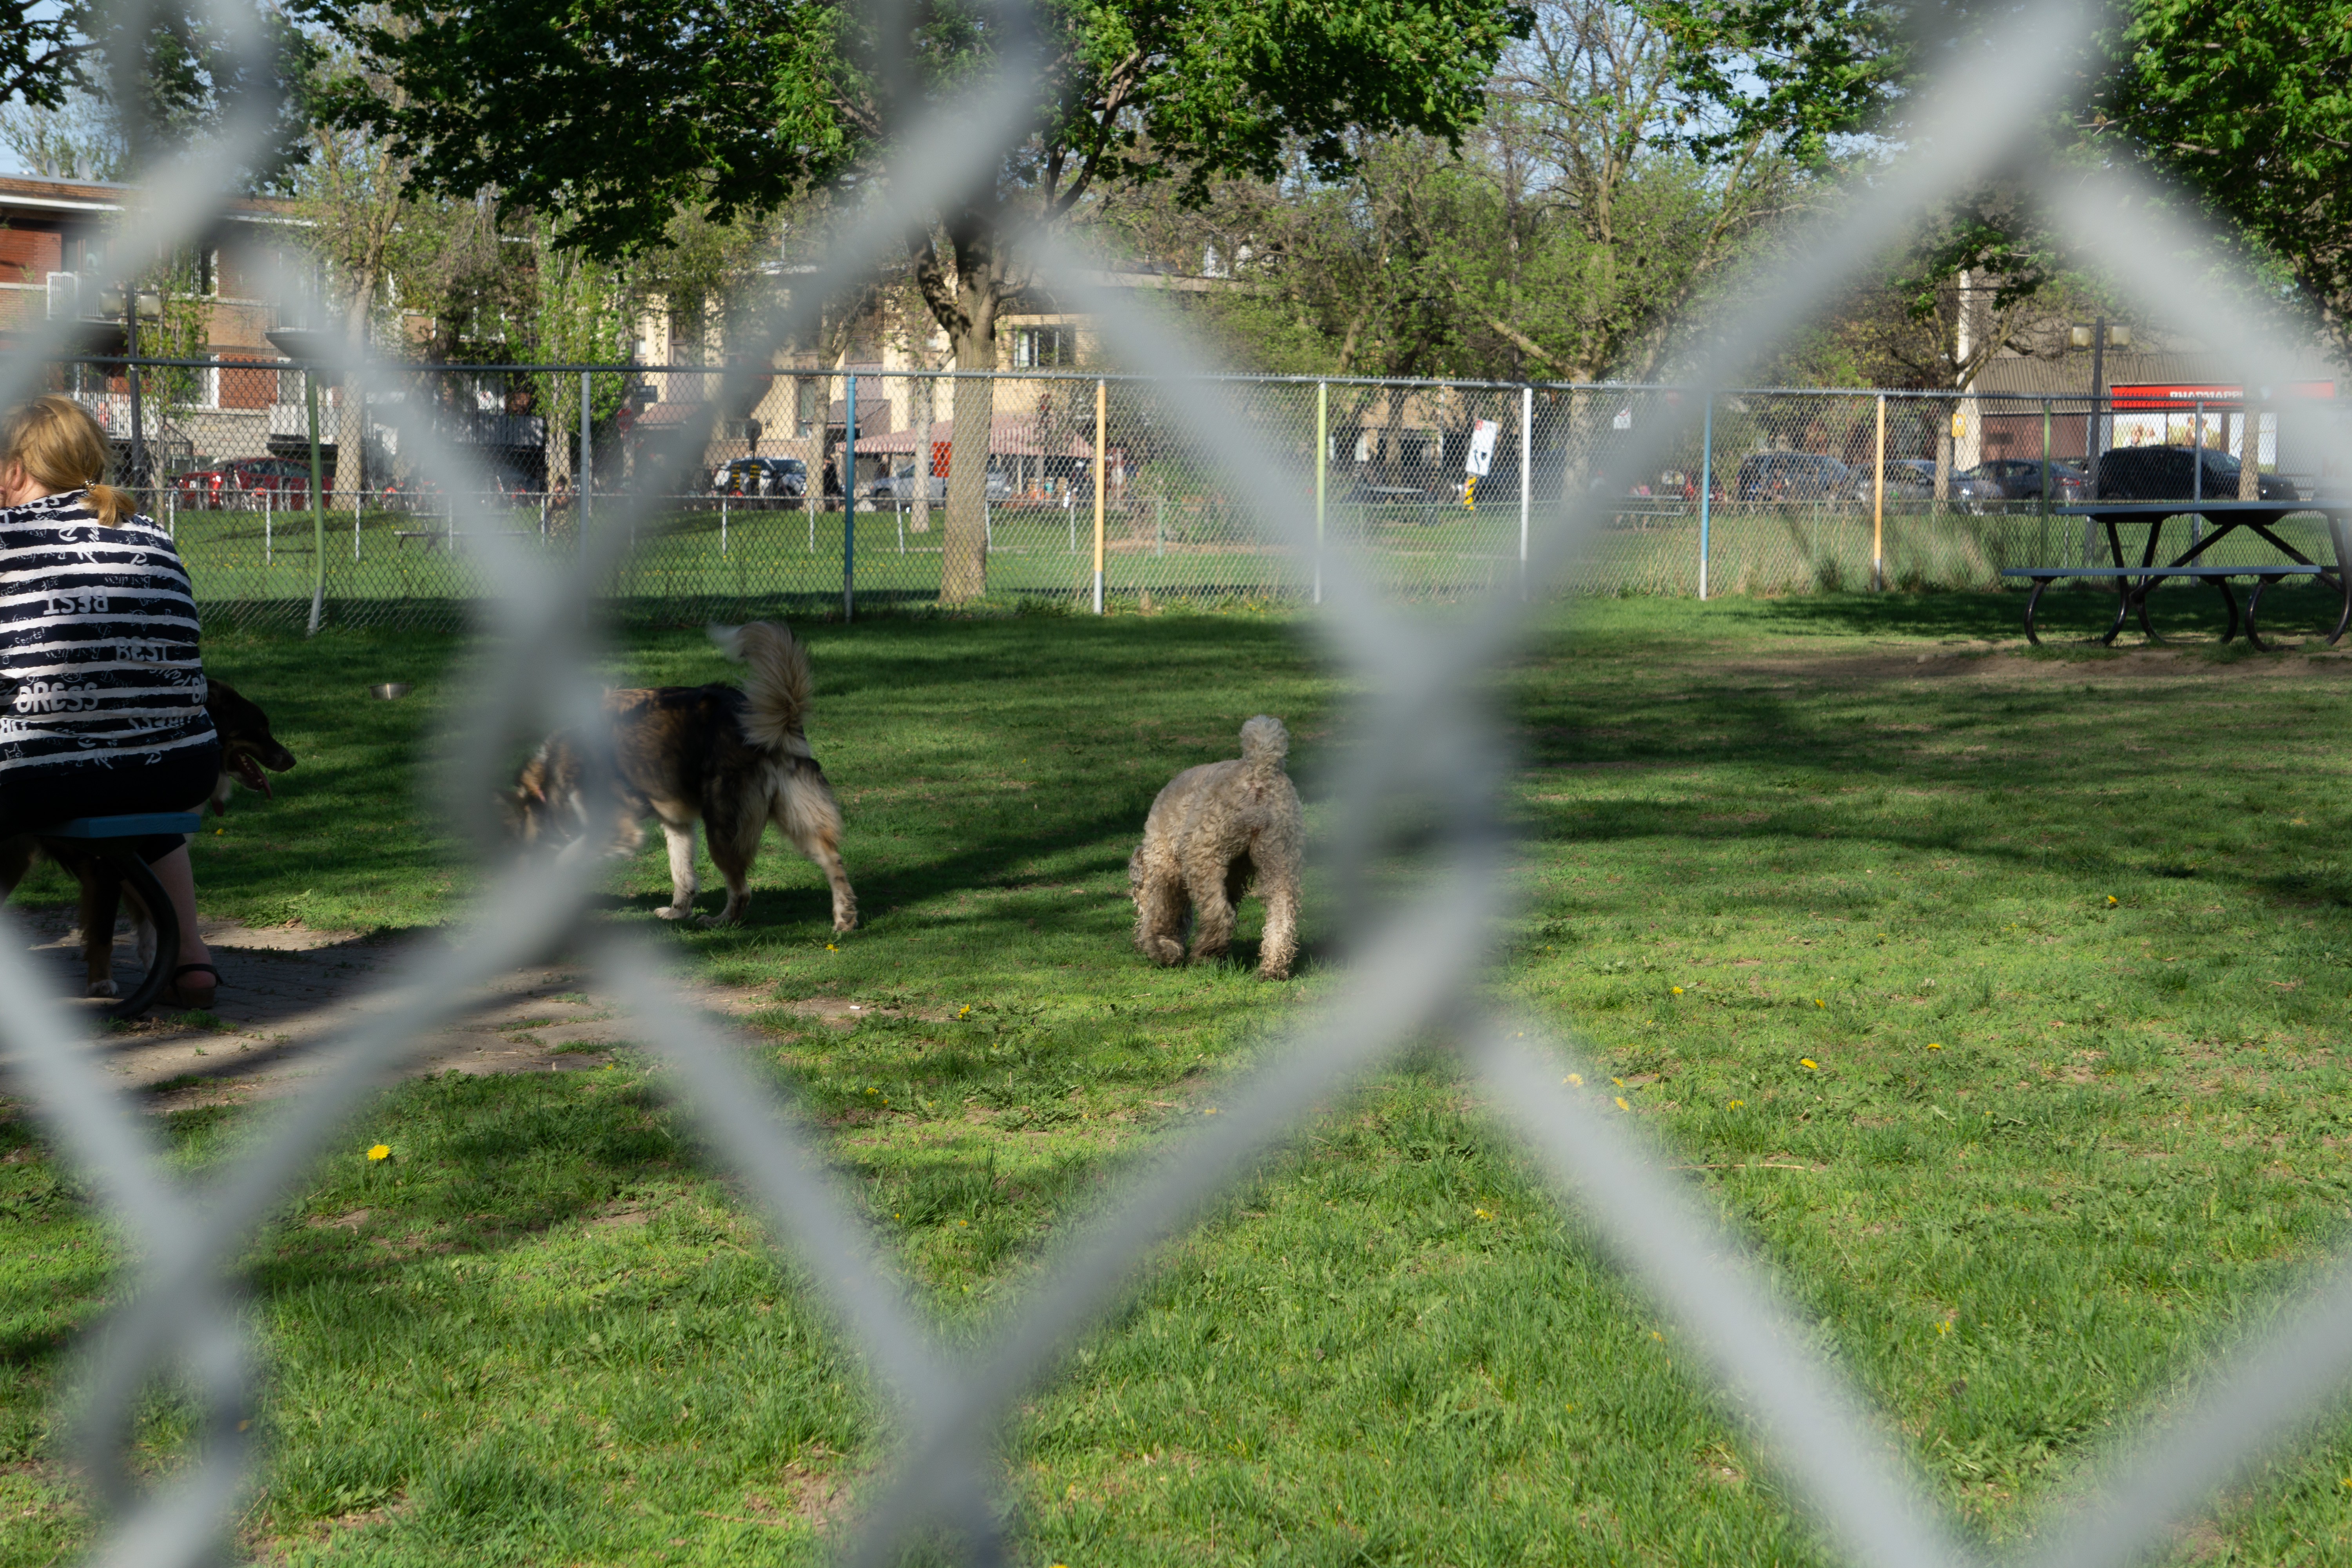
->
xmin=1128 ymin=714 xmax=1302 ymax=979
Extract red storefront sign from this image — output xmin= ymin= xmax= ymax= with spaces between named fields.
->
xmin=2110 ymin=381 xmax=2336 ymax=410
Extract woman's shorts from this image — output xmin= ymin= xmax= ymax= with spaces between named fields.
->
xmin=0 ymin=742 xmax=222 ymax=864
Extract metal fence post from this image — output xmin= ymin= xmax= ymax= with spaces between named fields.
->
xmin=580 ymin=370 xmax=593 ymax=531
xmin=2191 ymin=398 xmax=2204 ymax=547
xmin=1315 ymin=380 xmax=1327 ymax=606
xmin=305 ymin=363 xmax=325 ymax=635
xmin=353 ymin=483 xmax=361 ymax=561
xmin=720 ymin=490 xmax=729 ymax=554
xmin=843 ymin=372 xmax=856 ymax=622
xmin=1092 ymin=377 xmax=1106 ymax=614
xmin=1872 ymin=393 xmax=1886 ymax=592
xmin=1518 ymin=384 xmax=1532 ymax=601
xmin=263 ymin=488 xmax=272 ymax=565
xmin=1697 ymin=394 xmax=1713 ymax=600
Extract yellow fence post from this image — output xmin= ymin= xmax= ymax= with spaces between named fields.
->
xmin=1093 ymin=378 xmax=1107 ymax=614
xmin=1872 ymin=393 xmax=1886 ymax=591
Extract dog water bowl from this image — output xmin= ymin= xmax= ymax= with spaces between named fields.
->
xmin=370 ymin=682 xmax=411 ymax=700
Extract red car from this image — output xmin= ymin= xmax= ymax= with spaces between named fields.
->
xmin=174 ymin=457 xmax=314 ymax=510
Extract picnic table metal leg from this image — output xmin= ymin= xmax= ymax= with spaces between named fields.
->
xmin=2246 ymin=574 xmax=2287 ymax=652
xmin=2211 ymin=576 xmax=2241 ymax=644
xmin=99 ymin=845 xmax=181 ymax=1020
xmin=2099 ymin=521 xmax=2135 ymax=645
xmin=2022 ymin=577 xmax=2051 ymax=646
xmin=2331 ymin=515 xmax=2352 ymax=645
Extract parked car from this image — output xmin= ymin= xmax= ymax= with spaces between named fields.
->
xmin=173 ymin=456 xmax=313 ymax=510
xmin=1852 ymin=459 xmax=1939 ymax=501
xmin=713 ymin=456 xmax=807 ymax=506
xmin=1735 ymin=452 xmax=1857 ymax=503
xmin=868 ymin=463 xmax=944 ymax=503
xmin=869 ymin=463 xmax=1016 ymax=504
xmin=1953 ymin=457 xmax=2088 ymax=510
xmin=2091 ymin=444 xmax=2297 ymax=503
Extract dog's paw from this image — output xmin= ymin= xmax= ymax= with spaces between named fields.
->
xmin=655 ymin=906 xmax=692 ymax=921
xmin=833 ymin=913 xmax=857 ymax=934
xmin=85 ymin=978 xmax=117 ymax=998
xmin=695 ymin=912 xmax=742 ymax=929
xmin=1151 ymin=937 xmax=1184 ymax=965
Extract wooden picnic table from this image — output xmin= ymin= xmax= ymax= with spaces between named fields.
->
xmin=2000 ymin=500 xmax=2352 ymax=650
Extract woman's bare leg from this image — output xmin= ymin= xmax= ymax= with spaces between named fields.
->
xmin=149 ymin=844 xmax=213 ymax=980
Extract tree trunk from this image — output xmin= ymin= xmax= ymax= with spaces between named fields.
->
xmin=2239 ymin=403 xmax=2263 ymax=499
xmin=333 ymin=284 xmax=372 ymax=502
xmin=940 ymin=340 xmax=995 ymax=600
xmin=910 ymin=372 xmax=933 ymax=534
xmin=913 ymin=214 xmax=1010 ymax=604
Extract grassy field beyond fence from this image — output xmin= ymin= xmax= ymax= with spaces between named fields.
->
xmin=158 ymin=495 xmax=2349 ymax=626
xmin=9 ymin=593 xmax=2352 ymax=1564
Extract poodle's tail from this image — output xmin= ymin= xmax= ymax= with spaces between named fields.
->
xmin=1239 ymin=714 xmax=1289 ymax=773
xmin=710 ymin=621 xmax=815 ymax=751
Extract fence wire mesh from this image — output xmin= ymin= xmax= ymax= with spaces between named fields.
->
xmin=13 ymin=2 xmax=2352 ymax=1565
xmin=67 ymin=356 xmax=2352 ymax=626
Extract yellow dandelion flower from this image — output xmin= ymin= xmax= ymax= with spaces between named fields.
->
xmin=826 ymin=943 xmax=837 ymax=950
xmin=1614 ymin=1096 xmax=1630 ymax=1111
xmin=1671 ymin=985 xmax=1684 ymax=995
xmin=1474 ymin=1207 xmax=1494 ymax=1221
xmin=1612 ymin=1076 xmax=1625 ymax=1086
xmin=1651 ymin=1330 xmax=1663 ymax=1340
xmin=1800 ymin=1058 xmax=1818 ymax=1070
xmin=1927 ymin=1042 xmax=1943 ymax=1051
xmin=1815 ymin=998 xmax=1825 ymax=1008
xmin=365 ymin=1144 xmax=390 ymax=1161
xmin=957 ymin=1218 xmax=968 ymax=1226
xmin=2105 ymin=896 xmax=2118 ymax=907
xmin=1937 ymin=1321 xmax=1952 ymax=1335
xmin=1564 ymin=1073 xmax=1583 ymax=1086
xmin=1728 ymin=1099 xmax=1745 ymax=1109
xmin=1203 ymin=1107 xmax=1219 ymax=1115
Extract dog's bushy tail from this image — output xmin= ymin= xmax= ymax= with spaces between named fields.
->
xmin=1239 ymin=714 xmax=1289 ymax=772
xmin=710 ymin=621 xmax=814 ymax=750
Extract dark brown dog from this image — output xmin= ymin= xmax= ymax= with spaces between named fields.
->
xmin=0 ymin=677 xmax=297 ymax=997
xmin=499 ymin=622 xmax=856 ymax=931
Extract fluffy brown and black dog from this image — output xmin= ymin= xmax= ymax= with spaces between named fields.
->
xmin=0 ymin=676 xmax=298 ymax=997
xmin=499 ymin=621 xmax=856 ymax=932
xmin=1129 ymin=714 xmax=1301 ymax=980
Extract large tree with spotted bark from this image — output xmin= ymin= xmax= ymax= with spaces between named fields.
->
xmin=313 ymin=0 xmax=1532 ymax=599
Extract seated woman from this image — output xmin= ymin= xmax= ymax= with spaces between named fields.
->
xmin=0 ymin=395 xmax=221 ymax=1007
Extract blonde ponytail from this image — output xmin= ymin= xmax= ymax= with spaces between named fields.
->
xmin=82 ymin=482 xmax=127 ymax=526
xmin=1 ymin=395 xmax=126 ymax=524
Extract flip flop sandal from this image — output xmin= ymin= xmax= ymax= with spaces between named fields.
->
xmin=161 ymin=963 xmax=221 ymax=1011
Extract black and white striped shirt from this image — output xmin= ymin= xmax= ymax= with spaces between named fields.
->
xmin=0 ymin=488 xmax=214 ymax=776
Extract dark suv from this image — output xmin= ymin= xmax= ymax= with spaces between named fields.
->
xmin=2092 ymin=445 xmax=2297 ymax=503
xmin=1735 ymin=452 xmax=1857 ymax=502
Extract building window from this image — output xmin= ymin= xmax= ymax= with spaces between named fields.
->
xmin=1010 ymin=325 xmax=1074 ymax=369
xmin=796 ymin=378 xmax=823 ymax=438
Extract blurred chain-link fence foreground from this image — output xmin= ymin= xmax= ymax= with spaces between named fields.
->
xmin=66 ymin=356 xmax=2340 ymax=627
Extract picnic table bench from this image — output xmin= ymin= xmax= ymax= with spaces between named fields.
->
xmin=2000 ymin=500 xmax=2352 ymax=649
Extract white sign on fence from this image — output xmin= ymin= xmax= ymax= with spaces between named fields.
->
xmin=1465 ymin=418 xmax=1500 ymax=476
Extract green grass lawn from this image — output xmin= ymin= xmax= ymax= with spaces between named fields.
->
xmin=11 ymin=590 xmax=2352 ymax=1564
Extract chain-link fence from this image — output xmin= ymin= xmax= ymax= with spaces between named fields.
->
xmin=22 ymin=4 xmax=2352 ymax=1567
xmin=62 ymin=355 xmax=2347 ymax=628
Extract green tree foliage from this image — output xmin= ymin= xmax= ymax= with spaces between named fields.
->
xmin=2102 ymin=0 xmax=2352 ymax=360
xmin=1642 ymin=1 xmax=2352 ymax=365
xmin=1135 ymin=2 xmax=1801 ymax=385
xmin=314 ymin=0 xmax=1533 ymax=599
xmin=0 ymin=0 xmax=90 ymax=113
